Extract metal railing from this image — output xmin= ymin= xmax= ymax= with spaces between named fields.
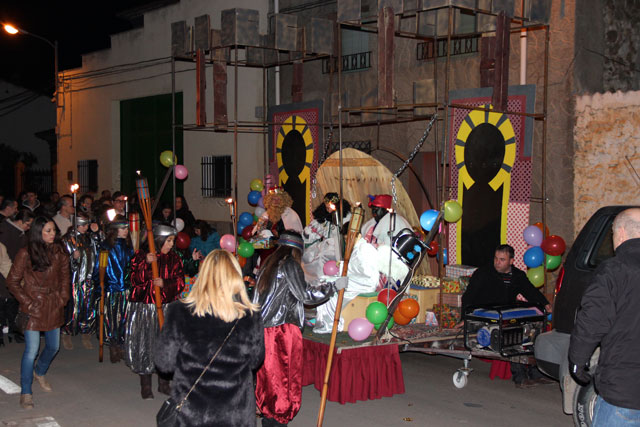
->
xmin=322 ymin=51 xmax=372 ymax=74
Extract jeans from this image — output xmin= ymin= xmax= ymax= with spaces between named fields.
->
xmin=593 ymin=396 xmax=640 ymax=426
xmin=21 ymin=329 xmax=60 ymax=394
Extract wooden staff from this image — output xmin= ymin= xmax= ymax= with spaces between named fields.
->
xmin=129 ymin=212 xmax=140 ymax=251
xmin=98 ymin=250 xmax=109 ymax=362
xmin=136 ymin=178 xmax=164 ymax=328
xmin=316 ymin=204 xmax=364 ymax=427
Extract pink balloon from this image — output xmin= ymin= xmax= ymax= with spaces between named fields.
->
xmin=220 ymin=234 xmax=236 ymax=252
xmin=174 ymin=165 xmax=188 ymax=180
xmin=323 ymin=260 xmax=339 ymax=276
xmin=348 ymin=317 xmax=374 ymax=341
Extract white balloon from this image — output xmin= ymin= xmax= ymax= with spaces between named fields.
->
xmin=174 ymin=218 xmax=185 ymax=232
xmin=254 ymin=206 xmax=266 ymax=217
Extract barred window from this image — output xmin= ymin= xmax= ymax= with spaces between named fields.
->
xmin=201 ymin=155 xmax=232 ymax=198
xmin=77 ymin=160 xmax=98 ymax=193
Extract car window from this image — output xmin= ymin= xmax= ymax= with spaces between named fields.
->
xmin=587 ymin=216 xmax=615 ymax=268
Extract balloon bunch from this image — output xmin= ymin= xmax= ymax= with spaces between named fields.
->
xmin=419 ymin=200 xmax=461 ymax=265
xmin=522 ymin=222 xmax=566 ymax=288
xmin=159 ymin=150 xmax=188 ymax=180
xmin=393 ymin=298 xmax=420 ymax=326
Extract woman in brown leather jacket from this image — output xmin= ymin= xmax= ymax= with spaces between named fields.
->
xmin=6 ymin=216 xmax=70 ymax=409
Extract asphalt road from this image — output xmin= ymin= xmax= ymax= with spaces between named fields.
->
xmin=0 ymin=334 xmax=573 ymax=426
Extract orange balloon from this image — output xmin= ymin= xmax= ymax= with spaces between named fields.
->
xmin=533 ymin=222 xmax=550 ymax=238
xmin=393 ymin=310 xmax=411 ymax=325
xmin=238 ymin=256 xmax=247 ymax=268
xmin=398 ymin=298 xmax=420 ymax=319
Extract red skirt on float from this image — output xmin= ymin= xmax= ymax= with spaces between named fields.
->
xmin=255 ymin=323 xmax=303 ymax=424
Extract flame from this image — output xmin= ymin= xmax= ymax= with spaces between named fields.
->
xmin=328 ymin=202 xmax=336 ymax=212
xmin=225 ymin=198 xmax=234 ymax=205
xmin=70 ymin=183 xmax=80 ymax=193
xmin=106 ymin=209 xmax=117 ymax=221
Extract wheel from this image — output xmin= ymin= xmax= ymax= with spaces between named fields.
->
xmin=453 ymin=370 xmax=468 ymax=389
xmin=572 ymin=382 xmax=597 ymax=427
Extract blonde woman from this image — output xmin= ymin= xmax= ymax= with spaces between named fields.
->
xmin=155 ymin=250 xmax=264 ymax=427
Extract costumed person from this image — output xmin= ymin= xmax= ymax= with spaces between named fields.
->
xmin=301 ymin=192 xmax=351 ymax=283
xmin=124 ymin=224 xmax=185 ymax=400
xmin=253 ymin=187 xmax=303 ymax=239
xmin=60 ymin=211 xmax=100 ymax=350
xmin=361 ymin=194 xmax=412 ymax=248
xmin=189 ymin=219 xmax=221 ymax=257
xmin=155 ymin=250 xmax=264 ymax=426
xmin=6 ymin=216 xmax=70 ymax=409
xmin=253 ymin=230 xmax=340 ymax=427
xmin=99 ymin=215 xmax=134 ymax=363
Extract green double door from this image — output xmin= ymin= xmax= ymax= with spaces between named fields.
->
xmin=120 ymin=93 xmax=183 ymax=203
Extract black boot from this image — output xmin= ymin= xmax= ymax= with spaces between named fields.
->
xmin=157 ymin=375 xmax=171 ymax=395
xmin=139 ymin=374 xmax=154 ymax=400
xmin=109 ymin=346 xmax=121 ymax=363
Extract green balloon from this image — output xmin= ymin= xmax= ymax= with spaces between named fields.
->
xmin=250 ymin=179 xmax=264 ymax=192
xmin=444 ymin=200 xmax=463 ymax=222
xmin=253 ymin=214 xmax=260 ymax=222
xmin=526 ymin=265 xmax=545 ymax=288
xmin=374 ymin=317 xmax=395 ymax=330
xmin=159 ymin=150 xmax=176 ymax=167
xmin=237 ymin=241 xmax=255 ymax=258
xmin=365 ymin=302 xmax=388 ymax=325
xmin=545 ymin=254 xmax=562 ymax=271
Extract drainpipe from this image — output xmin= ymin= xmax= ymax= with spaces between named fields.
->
xmin=275 ymin=0 xmax=280 ymax=105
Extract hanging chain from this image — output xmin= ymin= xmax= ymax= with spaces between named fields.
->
xmin=311 ymin=124 xmax=334 ymax=200
xmin=391 ymin=113 xmax=438 ymax=206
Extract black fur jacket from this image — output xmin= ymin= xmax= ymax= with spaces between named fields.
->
xmin=155 ymin=301 xmax=265 ymax=426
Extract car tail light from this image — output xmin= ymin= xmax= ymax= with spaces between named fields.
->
xmin=554 ymin=266 xmax=565 ymax=297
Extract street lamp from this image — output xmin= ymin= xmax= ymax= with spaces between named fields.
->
xmin=3 ymin=24 xmax=58 ymax=103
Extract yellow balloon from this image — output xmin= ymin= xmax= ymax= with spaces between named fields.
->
xmin=444 ymin=200 xmax=463 ymax=222
xmin=526 ymin=266 xmax=545 ymax=288
xmin=159 ymin=151 xmax=177 ymax=167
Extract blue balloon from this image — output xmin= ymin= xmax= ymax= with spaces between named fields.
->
xmin=247 ymin=191 xmax=261 ymax=205
xmin=436 ymin=248 xmax=448 ymax=265
xmin=420 ymin=209 xmax=439 ymax=232
xmin=523 ymin=246 xmax=544 ymax=268
xmin=239 ymin=212 xmax=254 ymax=226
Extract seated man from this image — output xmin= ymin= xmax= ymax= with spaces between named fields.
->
xmin=462 ymin=244 xmax=552 ymax=388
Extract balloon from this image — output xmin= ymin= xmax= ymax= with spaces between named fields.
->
xmin=374 ymin=317 xmax=395 ymax=330
xmin=523 ymin=246 xmax=544 ymax=268
xmin=533 ymin=222 xmax=550 ymax=238
xmin=174 ymin=165 xmax=188 ymax=180
xmin=436 ymin=248 xmax=448 ymax=265
xmin=250 ymin=179 xmax=264 ymax=192
xmin=176 ymin=232 xmax=191 ymax=250
xmin=427 ymin=240 xmax=439 ymax=256
xmin=444 ymin=200 xmax=463 ymax=222
xmin=220 ymin=234 xmax=236 ymax=251
xmin=420 ymin=209 xmax=439 ymax=232
xmin=257 ymin=197 xmax=264 ymax=209
xmin=239 ymin=212 xmax=254 ymax=226
xmin=255 ymin=206 xmax=266 ymax=217
xmin=541 ymin=235 xmax=566 ymax=256
xmin=377 ymin=289 xmax=398 ymax=305
xmin=545 ymin=254 xmax=562 ymax=271
xmin=237 ymin=241 xmax=255 ymax=258
xmin=365 ymin=302 xmax=388 ymax=325
xmin=159 ymin=150 xmax=176 ymax=167
xmin=526 ymin=266 xmax=545 ymax=288
xmin=523 ymin=225 xmax=543 ymax=247
xmin=253 ymin=214 xmax=259 ymax=222
xmin=238 ymin=256 xmax=247 ymax=268
xmin=398 ymin=298 xmax=420 ymax=319
xmin=323 ymin=260 xmax=339 ymax=276
xmin=241 ymin=225 xmax=253 ymax=241
xmin=347 ymin=318 xmax=374 ymax=341
xmin=174 ymin=218 xmax=185 ymax=232
xmin=393 ymin=310 xmax=412 ymax=325
xmin=248 ymin=191 xmax=261 ymax=205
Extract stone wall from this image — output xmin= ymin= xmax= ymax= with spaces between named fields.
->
xmin=573 ymin=90 xmax=640 ymax=236
xmin=603 ymin=0 xmax=640 ymax=92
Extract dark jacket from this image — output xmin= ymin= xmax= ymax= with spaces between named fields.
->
xmin=462 ymin=264 xmax=549 ymax=311
xmin=0 ymin=220 xmax=27 ymax=261
xmin=155 ymin=301 xmax=264 ymax=427
xmin=253 ymin=256 xmax=335 ymax=328
xmin=569 ymin=238 xmax=640 ymax=410
xmin=6 ymin=245 xmax=71 ymax=331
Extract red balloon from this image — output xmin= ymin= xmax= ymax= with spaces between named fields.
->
xmin=393 ymin=310 xmax=411 ymax=325
xmin=541 ymin=234 xmax=566 ymax=256
xmin=238 ymin=256 xmax=247 ymax=268
xmin=241 ymin=225 xmax=253 ymax=241
xmin=176 ymin=232 xmax=191 ymax=250
xmin=398 ymin=298 xmax=420 ymax=319
xmin=427 ymin=240 xmax=439 ymax=256
xmin=377 ymin=289 xmax=398 ymax=305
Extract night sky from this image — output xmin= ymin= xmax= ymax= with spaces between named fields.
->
xmin=0 ymin=0 xmax=166 ymax=95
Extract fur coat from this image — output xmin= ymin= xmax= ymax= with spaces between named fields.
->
xmin=155 ymin=301 xmax=265 ymax=427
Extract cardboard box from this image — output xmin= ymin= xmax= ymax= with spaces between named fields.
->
xmin=438 ymin=292 xmax=463 ymax=307
xmin=445 ymin=264 xmax=478 ymax=279
xmin=341 ymin=294 xmax=378 ymax=329
xmin=406 ymin=286 xmax=439 ymax=323
xmin=433 ymin=303 xmax=461 ymax=328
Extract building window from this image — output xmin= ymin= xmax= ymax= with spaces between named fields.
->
xmin=77 ymin=160 xmax=98 ymax=193
xmin=322 ymin=28 xmax=371 ymax=74
xmin=201 ymin=155 xmax=231 ymax=198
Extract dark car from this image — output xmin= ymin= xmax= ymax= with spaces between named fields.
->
xmin=534 ymin=206 xmax=635 ymax=426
